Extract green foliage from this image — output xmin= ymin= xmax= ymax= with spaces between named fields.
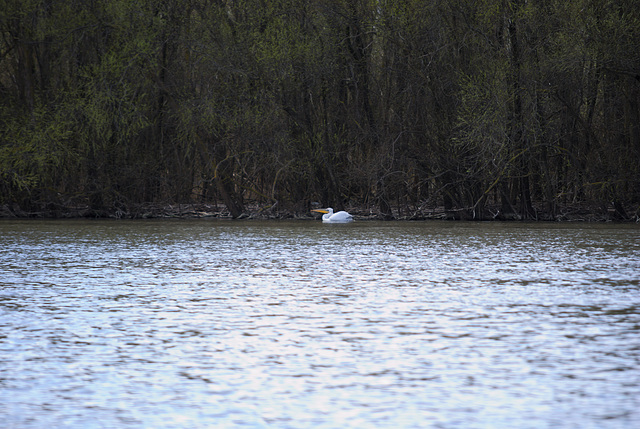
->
xmin=0 ymin=98 xmax=78 ymax=202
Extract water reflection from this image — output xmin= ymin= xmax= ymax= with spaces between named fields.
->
xmin=1 ymin=220 xmax=639 ymax=428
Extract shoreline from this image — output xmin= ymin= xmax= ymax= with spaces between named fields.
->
xmin=1 ymin=202 xmax=637 ymax=222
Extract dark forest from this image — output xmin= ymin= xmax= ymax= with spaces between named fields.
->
xmin=1 ymin=0 xmax=639 ymax=220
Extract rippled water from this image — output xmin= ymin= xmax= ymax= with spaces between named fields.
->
xmin=1 ymin=220 xmax=639 ymax=428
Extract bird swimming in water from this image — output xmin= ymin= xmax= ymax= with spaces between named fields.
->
xmin=311 ymin=208 xmax=354 ymax=223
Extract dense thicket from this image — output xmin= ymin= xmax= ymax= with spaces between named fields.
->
xmin=1 ymin=0 xmax=639 ymax=219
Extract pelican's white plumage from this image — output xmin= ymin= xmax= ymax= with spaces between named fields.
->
xmin=311 ymin=207 xmax=353 ymax=223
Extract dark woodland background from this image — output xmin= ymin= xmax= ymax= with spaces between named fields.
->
xmin=1 ymin=0 xmax=639 ymax=220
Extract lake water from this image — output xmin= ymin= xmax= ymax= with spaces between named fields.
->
xmin=1 ymin=219 xmax=639 ymax=428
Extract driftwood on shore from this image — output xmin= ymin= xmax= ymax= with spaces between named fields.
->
xmin=2 ymin=201 xmax=637 ymax=222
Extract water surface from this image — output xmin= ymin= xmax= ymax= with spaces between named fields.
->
xmin=1 ymin=220 xmax=639 ymax=428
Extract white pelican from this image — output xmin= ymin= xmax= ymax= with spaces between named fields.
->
xmin=311 ymin=207 xmax=354 ymax=223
